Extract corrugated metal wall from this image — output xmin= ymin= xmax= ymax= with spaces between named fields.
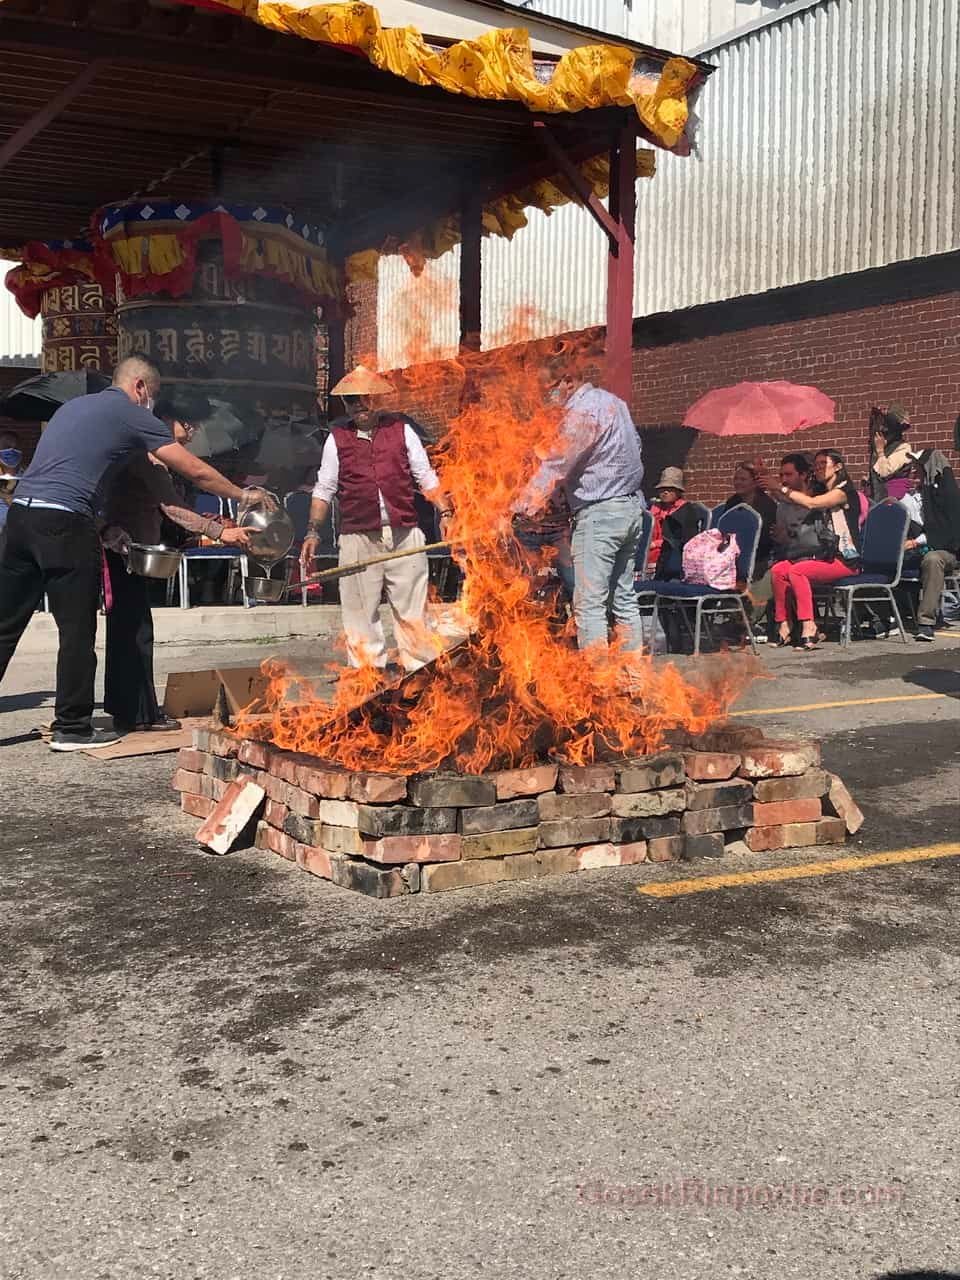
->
xmin=379 ymin=0 xmax=960 ymax=369
xmin=0 ymin=262 xmax=41 ymax=363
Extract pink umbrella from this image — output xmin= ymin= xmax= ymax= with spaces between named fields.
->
xmin=683 ymin=380 xmax=835 ymax=436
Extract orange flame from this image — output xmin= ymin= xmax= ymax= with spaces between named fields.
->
xmin=236 ymin=308 xmax=757 ymax=774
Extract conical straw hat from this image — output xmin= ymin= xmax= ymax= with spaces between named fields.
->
xmin=330 ymin=365 xmax=394 ymax=396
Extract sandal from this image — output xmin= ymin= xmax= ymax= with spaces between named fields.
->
xmin=794 ymin=636 xmax=820 ymax=651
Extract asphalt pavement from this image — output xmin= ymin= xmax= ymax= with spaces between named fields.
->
xmin=1 ymin=630 xmax=958 ymax=1279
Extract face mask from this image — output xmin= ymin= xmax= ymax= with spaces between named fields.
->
xmin=0 ymin=448 xmax=21 ymax=470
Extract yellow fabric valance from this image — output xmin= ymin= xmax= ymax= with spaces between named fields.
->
xmin=345 ymin=146 xmax=656 ymax=282
xmin=202 ymin=1 xmax=699 ymax=150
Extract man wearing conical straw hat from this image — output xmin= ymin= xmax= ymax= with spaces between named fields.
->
xmin=301 ymin=365 xmax=454 ymax=671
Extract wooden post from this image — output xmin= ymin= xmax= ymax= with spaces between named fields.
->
xmin=605 ymin=116 xmax=637 ymax=403
xmin=459 ymin=192 xmax=482 ymax=352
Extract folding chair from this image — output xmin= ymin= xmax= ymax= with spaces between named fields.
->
xmin=830 ymin=502 xmax=910 ymax=646
xmin=648 ymin=503 xmax=762 ymax=656
xmin=178 ymin=495 xmax=250 ymax=609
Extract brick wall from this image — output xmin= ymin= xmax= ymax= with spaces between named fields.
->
xmin=631 ymin=250 xmax=960 ymax=505
xmin=359 ymin=251 xmax=960 ymax=496
xmin=344 ymin=277 xmax=379 ymax=371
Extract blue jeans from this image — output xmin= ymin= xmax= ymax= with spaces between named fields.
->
xmin=571 ymin=495 xmax=645 ymax=652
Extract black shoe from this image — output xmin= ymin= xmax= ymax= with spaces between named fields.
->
xmin=915 ymin=625 xmax=935 ymax=642
xmin=49 ymin=728 xmax=121 ymax=752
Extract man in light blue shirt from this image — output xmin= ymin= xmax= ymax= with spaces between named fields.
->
xmin=519 ymin=359 xmax=646 ymax=652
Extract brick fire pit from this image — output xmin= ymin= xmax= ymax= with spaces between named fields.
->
xmin=172 ymin=723 xmax=863 ymax=898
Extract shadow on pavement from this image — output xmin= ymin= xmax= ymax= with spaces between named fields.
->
xmin=0 ymin=690 xmax=54 ymax=712
xmin=876 ymin=1272 xmax=960 ymax=1279
xmin=902 ymin=667 xmax=960 ymax=698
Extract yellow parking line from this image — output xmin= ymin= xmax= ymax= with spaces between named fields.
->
xmin=730 ymin=693 xmax=945 ymax=717
xmin=637 ymin=843 xmax=960 ymax=898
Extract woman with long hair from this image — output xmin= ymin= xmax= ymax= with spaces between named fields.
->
xmin=769 ymin=449 xmax=862 ymax=650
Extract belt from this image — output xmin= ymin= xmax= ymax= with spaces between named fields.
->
xmin=13 ymin=497 xmax=77 ymax=514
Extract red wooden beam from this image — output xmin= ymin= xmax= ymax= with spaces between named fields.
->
xmin=532 ymin=119 xmax=618 ymax=247
xmin=605 ymin=116 xmax=637 ymax=402
xmin=0 ymin=58 xmax=108 ymax=174
xmin=459 ymin=190 xmax=482 ymax=352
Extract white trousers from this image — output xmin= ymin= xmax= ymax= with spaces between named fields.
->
xmin=338 ymin=526 xmax=437 ymax=670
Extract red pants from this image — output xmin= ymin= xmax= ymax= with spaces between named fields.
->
xmin=771 ymin=558 xmax=856 ymax=622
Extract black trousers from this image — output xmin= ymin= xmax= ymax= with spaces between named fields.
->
xmin=104 ymin=550 xmax=161 ymax=729
xmin=0 ymin=504 xmax=101 ymax=735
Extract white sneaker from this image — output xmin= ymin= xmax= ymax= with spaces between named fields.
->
xmin=49 ymin=728 xmax=121 ymax=752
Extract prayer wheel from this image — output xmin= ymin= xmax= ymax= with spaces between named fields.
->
xmin=40 ymin=280 xmax=117 ymax=374
xmin=115 ymin=242 xmax=318 ymax=431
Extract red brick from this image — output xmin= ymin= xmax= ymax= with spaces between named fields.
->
xmin=815 ymin=816 xmax=847 ymax=845
xmin=825 ymin=775 xmax=865 ymax=834
xmin=577 ymin=842 xmax=646 ymax=869
xmin=295 ymin=843 xmax=335 ymax=879
xmin=285 ymin=786 xmax=321 ymax=819
xmin=558 ymin=764 xmax=616 ymax=794
xmin=347 ymin=772 xmax=408 ymax=804
xmin=491 ymin=764 xmax=559 ymax=800
xmin=537 ymin=792 xmax=612 ymax=820
xmin=206 ymin=730 xmax=239 ymax=759
xmin=181 ymin=793 xmax=213 ymax=819
xmin=238 ymin=739 xmax=273 ymax=770
xmin=614 ymin=841 xmax=648 ymax=865
xmin=647 ymin=835 xmax=685 ymax=862
xmin=172 ymin=768 xmax=203 ymax=794
xmin=744 ymin=825 xmax=788 ymax=853
xmin=752 ymin=798 xmax=822 ymax=826
xmin=256 ymin=820 xmax=297 ymax=861
xmin=295 ymin=762 xmax=351 ymax=799
xmin=264 ymin=799 xmax=289 ymax=828
xmin=739 ymin=742 xmax=821 ymax=779
xmin=269 ymin=752 xmax=303 ymax=785
xmin=360 ymin=833 xmax=462 ymax=865
xmin=753 ymin=771 xmax=829 ymax=803
xmin=177 ymin=748 xmax=211 ymax=774
xmin=683 ymin=751 xmax=741 ymax=781
xmin=196 ymin=778 xmax=266 ymax=855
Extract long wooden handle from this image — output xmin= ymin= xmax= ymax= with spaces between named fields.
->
xmin=299 ymin=539 xmax=451 ymax=585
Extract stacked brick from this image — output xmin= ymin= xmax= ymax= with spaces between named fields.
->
xmin=171 ymin=722 xmax=864 ymax=898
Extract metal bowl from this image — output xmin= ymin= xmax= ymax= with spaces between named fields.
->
xmin=238 ymin=494 xmax=294 ymax=564
xmin=246 ymin=574 xmax=287 ymax=602
xmin=126 ymin=543 xmax=182 ymax=579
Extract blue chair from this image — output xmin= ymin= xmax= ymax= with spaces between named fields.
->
xmin=648 ymin=503 xmax=762 ymax=656
xmin=178 ymin=495 xmax=250 ymax=609
xmin=636 ymin=500 xmax=710 ymax=588
xmin=285 ymin=490 xmax=338 ymax=605
xmin=830 ymin=502 xmax=909 ymax=646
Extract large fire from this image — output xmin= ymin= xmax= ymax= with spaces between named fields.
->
xmin=235 ymin=313 xmax=755 ymax=775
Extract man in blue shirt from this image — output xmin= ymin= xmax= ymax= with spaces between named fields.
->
xmin=0 ymin=355 xmax=259 ymax=751
xmin=518 ymin=352 xmax=646 ymax=654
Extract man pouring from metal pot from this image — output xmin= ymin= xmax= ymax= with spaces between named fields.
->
xmin=0 ymin=356 xmax=268 ymax=751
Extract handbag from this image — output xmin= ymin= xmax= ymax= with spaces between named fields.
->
xmin=682 ymin=529 xmax=740 ymax=590
xmin=783 ymin=514 xmax=838 ymax=563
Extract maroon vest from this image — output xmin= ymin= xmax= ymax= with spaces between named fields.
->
xmin=333 ymin=416 xmax=419 ymax=534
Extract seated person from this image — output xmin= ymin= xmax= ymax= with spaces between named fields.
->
xmin=905 ymin=448 xmax=960 ymax=642
xmin=647 ymin=468 xmax=703 ymax=580
xmin=723 ymin=461 xmax=777 ymax=573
